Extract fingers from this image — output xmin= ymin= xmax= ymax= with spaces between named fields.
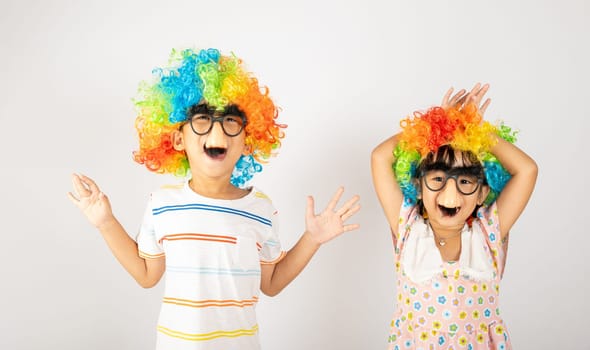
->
xmin=480 ymin=98 xmax=491 ymax=115
xmin=441 ymin=87 xmax=453 ymax=106
xmin=305 ymin=195 xmax=316 ymax=219
xmin=66 ymin=191 xmax=80 ymax=204
xmin=342 ymin=223 xmax=361 ymax=232
xmin=77 ymin=173 xmax=101 ymax=194
xmin=442 ymin=87 xmax=468 ymax=108
xmin=449 ymin=89 xmax=467 ymax=106
xmin=336 ymin=194 xmax=360 ymax=217
xmin=71 ymin=173 xmax=90 ymax=197
xmin=325 ymin=186 xmax=345 ymax=212
xmin=340 ymin=204 xmax=361 ymax=222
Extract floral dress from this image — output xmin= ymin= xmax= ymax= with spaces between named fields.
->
xmin=387 ymin=200 xmax=512 ymax=350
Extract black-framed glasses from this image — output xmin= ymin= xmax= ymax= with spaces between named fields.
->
xmin=420 ymin=169 xmax=483 ymax=195
xmin=188 ymin=114 xmax=246 ymax=137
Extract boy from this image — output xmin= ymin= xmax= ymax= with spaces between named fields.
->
xmin=68 ymin=48 xmax=360 ymax=349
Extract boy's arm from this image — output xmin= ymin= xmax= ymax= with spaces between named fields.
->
xmin=260 ymin=187 xmax=360 ymax=297
xmin=68 ymin=174 xmax=165 ymax=288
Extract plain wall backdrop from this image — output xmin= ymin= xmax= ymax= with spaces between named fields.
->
xmin=1 ymin=0 xmax=588 ymax=349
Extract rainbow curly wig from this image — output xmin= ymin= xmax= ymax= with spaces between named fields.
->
xmin=393 ymin=104 xmax=517 ymax=205
xmin=132 ymin=48 xmax=286 ymax=187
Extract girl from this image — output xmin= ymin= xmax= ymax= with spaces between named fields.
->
xmin=371 ymin=84 xmax=537 ymax=349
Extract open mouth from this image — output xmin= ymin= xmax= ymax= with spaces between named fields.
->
xmin=438 ymin=205 xmax=460 ymax=217
xmin=204 ymin=146 xmax=227 ymax=159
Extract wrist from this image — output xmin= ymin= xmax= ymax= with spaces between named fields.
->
xmin=96 ymin=216 xmax=119 ymax=232
xmin=302 ymin=231 xmax=322 ymax=250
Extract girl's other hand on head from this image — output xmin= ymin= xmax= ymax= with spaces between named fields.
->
xmin=441 ymin=83 xmax=491 ymax=116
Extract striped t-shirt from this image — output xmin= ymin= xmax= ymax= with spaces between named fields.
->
xmin=136 ymin=181 xmax=285 ymax=350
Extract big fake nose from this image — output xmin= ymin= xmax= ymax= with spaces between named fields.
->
xmin=205 ymin=121 xmax=227 ymax=148
xmin=437 ymin=179 xmax=460 ymax=208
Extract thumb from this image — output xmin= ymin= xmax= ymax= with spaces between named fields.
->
xmin=305 ymin=196 xmax=315 ymax=220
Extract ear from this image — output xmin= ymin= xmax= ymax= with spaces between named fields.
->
xmin=413 ymin=178 xmax=422 ymax=199
xmin=242 ymin=143 xmax=252 ymax=156
xmin=172 ymin=130 xmax=185 ymax=151
xmin=478 ymin=185 xmax=491 ymax=205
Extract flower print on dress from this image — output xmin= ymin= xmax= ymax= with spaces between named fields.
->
xmin=442 ymin=310 xmax=452 ymax=319
xmin=414 ymin=301 xmax=422 ymax=311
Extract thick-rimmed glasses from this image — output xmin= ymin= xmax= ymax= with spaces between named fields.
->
xmin=421 ymin=169 xmax=483 ymax=195
xmin=188 ymin=114 xmax=246 ymax=137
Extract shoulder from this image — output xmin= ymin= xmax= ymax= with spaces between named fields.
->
xmin=474 ymin=201 xmax=501 ymax=242
xmin=244 ymin=187 xmax=276 ymax=214
xmin=149 ymin=182 xmax=186 ymax=205
xmin=249 ymin=187 xmax=273 ymax=203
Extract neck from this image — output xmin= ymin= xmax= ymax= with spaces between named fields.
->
xmin=188 ymin=174 xmax=247 ymax=200
xmin=428 ymin=220 xmax=464 ymax=239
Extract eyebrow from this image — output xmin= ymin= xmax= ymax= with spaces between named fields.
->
xmin=187 ymin=103 xmax=245 ymax=118
xmin=423 ymin=163 xmax=483 ymax=176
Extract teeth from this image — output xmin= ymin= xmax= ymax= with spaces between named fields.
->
xmin=439 ymin=205 xmax=459 ymax=216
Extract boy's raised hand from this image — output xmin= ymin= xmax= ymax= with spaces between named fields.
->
xmin=68 ymin=174 xmax=115 ymax=229
xmin=305 ymin=187 xmax=360 ymax=245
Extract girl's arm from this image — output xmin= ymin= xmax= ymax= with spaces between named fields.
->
xmin=259 ymin=187 xmax=360 ymax=296
xmin=68 ymin=174 xmax=165 ymax=288
xmin=491 ymin=137 xmax=538 ymax=239
xmin=371 ymin=134 xmax=404 ymax=239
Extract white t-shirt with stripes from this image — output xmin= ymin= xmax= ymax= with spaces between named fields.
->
xmin=136 ymin=181 xmax=285 ymax=350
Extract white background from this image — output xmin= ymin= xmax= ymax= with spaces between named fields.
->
xmin=1 ymin=0 xmax=588 ymax=349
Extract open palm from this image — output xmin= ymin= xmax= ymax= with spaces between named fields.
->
xmin=305 ymin=187 xmax=360 ymax=245
xmin=67 ymin=174 xmax=114 ymax=229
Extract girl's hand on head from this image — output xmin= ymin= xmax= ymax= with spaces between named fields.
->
xmin=304 ymin=187 xmax=360 ymax=245
xmin=441 ymin=83 xmax=491 ymax=115
xmin=465 ymin=82 xmax=491 ymax=115
xmin=441 ymin=87 xmax=467 ymax=109
xmin=67 ymin=174 xmax=116 ymax=229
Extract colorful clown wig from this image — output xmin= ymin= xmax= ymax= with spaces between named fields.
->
xmin=132 ymin=48 xmax=286 ymax=187
xmin=393 ymin=103 xmax=517 ymax=205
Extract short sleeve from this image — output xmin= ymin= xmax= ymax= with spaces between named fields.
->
xmin=259 ymin=209 xmax=286 ymax=265
xmin=476 ymin=202 xmax=507 ymax=277
xmin=135 ymin=197 xmax=165 ymax=260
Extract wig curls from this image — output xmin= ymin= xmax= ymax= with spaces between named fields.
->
xmin=132 ymin=48 xmax=286 ymax=187
xmin=393 ymin=104 xmax=517 ymax=205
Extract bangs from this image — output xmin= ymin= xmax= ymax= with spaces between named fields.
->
xmin=418 ymin=145 xmax=484 ymax=177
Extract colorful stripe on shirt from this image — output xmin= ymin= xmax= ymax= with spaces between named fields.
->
xmin=152 ymin=203 xmax=272 ymax=226
xmin=160 ymin=233 xmax=237 ymax=245
xmin=157 ymin=324 xmax=259 ymax=342
xmin=139 ymin=250 xmax=165 ymax=259
xmin=163 ymin=296 xmax=259 ymax=308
